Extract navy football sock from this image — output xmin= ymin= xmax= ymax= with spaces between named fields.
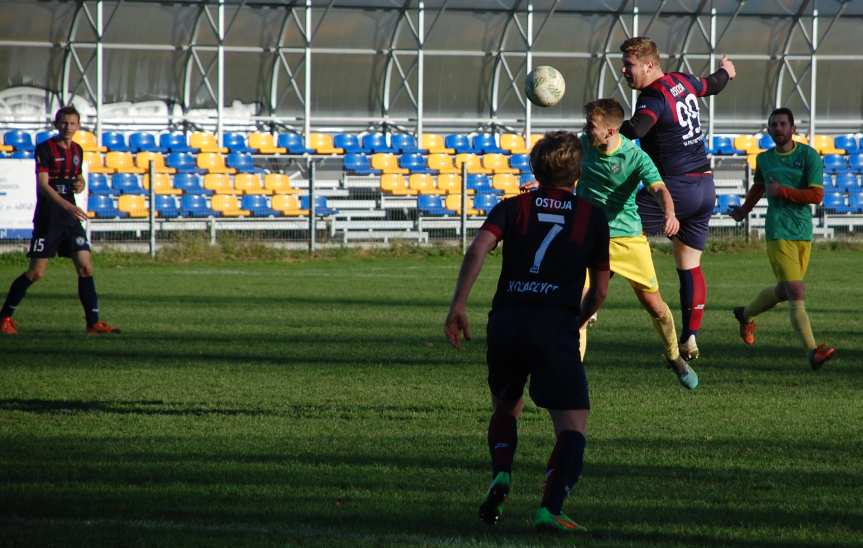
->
xmin=1 ymin=274 xmax=34 ymax=318
xmin=78 ymin=276 xmax=100 ymax=326
xmin=487 ymin=412 xmax=518 ymax=477
xmin=677 ymin=267 xmax=706 ymax=341
xmin=540 ymin=430 xmax=586 ymax=514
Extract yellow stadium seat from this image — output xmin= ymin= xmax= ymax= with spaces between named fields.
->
xmin=380 ymin=173 xmax=416 ymax=195
xmin=190 ymin=132 xmax=226 ymax=153
xmin=483 ymin=153 xmax=518 ymax=174
xmin=733 ymin=134 xmax=761 ymax=155
xmin=436 ymin=173 xmax=464 ymax=194
xmin=263 ymin=173 xmax=297 ymax=195
xmin=142 ymin=173 xmax=182 ymax=195
xmin=234 ymin=173 xmax=267 ymax=195
xmin=492 ymin=173 xmax=520 ymax=194
xmin=444 ymin=194 xmax=479 ymax=216
xmin=500 ymin=133 xmax=529 ymax=155
xmin=248 ymin=132 xmax=286 ymax=154
xmin=211 ymin=194 xmax=250 ymax=217
xmin=529 ymin=134 xmax=544 ymax=151
xmin=136 ymin=151 xmax=176 ymax=174
xmin=105 ymin=151 xmax=145 ymax=174
xmin=420 ymin=133 xmax=454 ymax=154
xmin=271 ymin=194 xmax=308 ymax=216
xmin=427 ymin=154 xmax=459 ymax=174
xmin=746 ymin=154 xmax=757 ymax=171
xmin=372 ymin=153 xmax=408 ymax=175
xmin=118 ymin=194 xmax=149 ymax=218
xmin=203 ymin=173 xmax=239 ymax=195
xmin=83 ymin=151 xmax=112 ymax=173
xmin=792 ymin=133 xmax=809 ymax=145
xmin=455 ymin=153 xmax=490 ymax=174
xmin=73 ymin=130 xmax=105 ymax=152
xmin=408 ymin=173 xmax=439 ymax=195
xmin=197 ymin=152 xmax=236 ymax=174
xmin=308 ymin=133 xmax=343 ymax=155
xmin=812 ymin=135 xmax=840 ymax=155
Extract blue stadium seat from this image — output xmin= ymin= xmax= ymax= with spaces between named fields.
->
xmin=849 ymin=190 xmax=863 ymax=213
xmin=299 ymin=195 xmax=337 ymax=216
xmin=88 ymin=194 xmax=126 ymax=218
xmin=165 ymin=152 xmax=200 ymax=174
xmin=361 ymin=133 xmax=392 ymax=154
xmin=473 ymin=192 xmax=500 ymax=214
xmin=473 ymin=133 xmax=505 ymax=155
xmin=758 ymin=134 xmax=775 ymax=150
xmin=834 ymin=135 xmax=859 ymax=155
xmin=519 ymin=173 xmax=536 ymax=186
xmin=445 ymin=133 xmax=475 ymax=154
xmin=101 ymin=131 xmax=129 ymax=152
xmin=822 ymin=191 xmax=848 ymax=214
xmin=466 ymin=173 xmax=493 ymax=193
xmin=241 ymin=194 xmax=277 ymax=217
xmin=11 ymin=150 xmax=35 ymax=159
xmin=399 ymin=153 xmax=433 ymax=174
xmin=716 ymin=194 xmax=742 ymax=214
xmin=834 ymin=172 xmax=858 ymax=191
xmin=4 ymin=130 xmax=34 ymax=152
xmin=35 ymin=130 xmax=57 ymax=145
xmin=710 ymin=136 xmax=736 ymax=155
xmin=391 ymin=134 xmax=419 ymax=154
xmin=155 ymin=195 xmax=180 ymax=218
xmin=129 ymin=132 xmax=160 ymax=153
xmin=111 ymin=173 xmax=146 ymax=195
xmin=223 ymin=132 xmax=252 ymax=153
xmin=159 ymin=133 xmax=197 ymax=153
xmin=226 ymin=152 xmax=262 ymax=174
xmin=277 ymin=133 xmax=314 ymax=154
xmin=172 ymin=173 xmax=211 ymax=195
xmin=848 ymin=153 xmax=863 ymax=174
xmin=823 ymin=154 xmax=847 ymax=175
xmin=417 ymin=194 xmax=450 ymax=216
xmin=88 ymin=173 xmax=112 ymax=195
xmin=334 ymin=133 xmax=362 ymax=154
xmin=509 ymin=154 xmax=531 ymax=173
xmin=343 ymin=153 xmax=380 ymax=176
xmin=181 ymin=194 xmax=218 ymax=217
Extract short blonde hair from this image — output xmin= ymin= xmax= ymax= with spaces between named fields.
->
xmin=620 ymin=36 xmax=661 ymax=65
xmin=584 ymin=99 xmax=625 ymax=129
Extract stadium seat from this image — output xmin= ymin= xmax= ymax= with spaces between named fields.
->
xmin=88 ymin=173 xmax=111 ymax=195
xmin=271 ymin=194 xmax=308 ymax=216
xmin=142 ymin=173 xmax=182 ymax=195
xmin=223 ymin=132 xmax=252 ymax=153
xmin=834 ymin=135 xmax=860 ymax=155
xmin=118 ymin=194 xmax=149 ymax=218
xmin=334 ymin=133 xmax=362 ymax=154
xmin=492 ymin=173 xmax=520 ymax=195
xmin=792 ymin=134 xmax=808 ymax=145
xmin=101 ymin=131 xmax=129 ymax=152
xmin=822 ymin=191 xmax=848 ymax=214
xmin=4 ymin=130 xmax=34 ymax=152
xmin=105 ymin=151 xmax=144 ymax=174
xmin=408 ymin=173 xmax=438 ymax=195
xmin=308 ymin=133 xmax=343 ymax=155
xmin=466 ymin=173 xmax=494 ymax=193
xmin=159 ymin=133 xmax=196 ymax=153
xmin=197 ymin=152 xmax=236 ymax=174
xmin=165 ymin=151 xmax=200 ymax=174
xmin=436 ymin=173 xmax=464 ymax=194
xmin=419 ymin=133 xmax=453 ymax=154
xmin=343 ymin=153 xmax=380 ymax=176
xmin=454 ymin=153 xmax=490 ymax=174
xmin=73 ymin=130 xmax=105 ymax=152
xmin=173 ymin=173 xmax=210 ymax=195
xmin=180 ymin=194 xmax=218 ymax=217
xmin=473 ymin=192 xmax=500 ymax=214
xmin=361 ymin=133 xmax=392 ymax=154
xmin=129 ymin=132 xmax=160 ymax=153
xmin=849 ymin=153 xmax=863 ymax=174
xmin=155 ymin=195 xmax=180 ymax=218
xmin=88 ymin=194 xmax=126 ymax=218
xmin=417 ymin=194 xmax=449 ymax=216
xmin=263 ymin=173 xmax=297 ymax=194
xmin=111 ymin=173 xmax=146 ymax=195
xmin=849 ymin=190 xmax=863 ymax=213
xmin=834 ymin=172 xmax=859 ymax=191
xmin=11 ymin=150 xmax=34 ymax=159
xmin=83 ymin=151 xmax=111 ymax=173
xmin=733 ymin=134 xmax=761 ymax=155
xmin=391 ymin=134 xmax=420 ymax=154
xmin=473 ymin=133 xmax=505 ymax=154
xmin=371 ymin=153 xmax=408 ymax=175
xmin=500 ymin=133 xmax=528 ymax=155
xmin=299 ymin=195 xmax=337 ymax=216
xmin=203 ymin=173 xmax=239 ymax=195
xmin=716 ymin=194 xmax=742 ymax=214
xmin=426 ymin=153 xmax=459 ymax=174
xmin=399 ymin=153 xmax=433 ymax=174
xmin=136 ymin=151 xmax=176 ymax=174
xmin=233 ymin=173 xmax=267 ymax=195
xmin=711 ymin=136 xmax=736 ymax=155
xmin=247 ymin=132 xmax=286 ymax=154
xmin=822 ymin=154 xmax=848 ymax=175
xmin=226 ymin=152 xmax=262 ymax=174
xmin=380 ymin=173 xmax=415 ymax=195
xmin=813 ymin=135 xmax=842 ymax=156
xmin=211 ymin=194 xmax=250 ymax=217
xmin=445 ymin=133 xmax=475 ymax=154
xmin=509 ymin=154 xmax=531 ymax=173
xmin=483 ymin=153 xmax=518 ymax=174
xmin=241 ymin=194 xmax=277 ymax=217
xmin=35 ymin=130 xmax=56 ymax=145
xmin=190 ymin=132 xmax=226 ymax=153
xmin=528 ymin=134 xmax=543 ymax=151
xmin=277 ymin=133 xmax=314 ymax=154
xmin=757 ymin=134 xmax=775 ymax=150
xmin=444 ymin=193 xmax=480 ymax=215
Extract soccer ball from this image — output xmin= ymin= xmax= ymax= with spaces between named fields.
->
xmin=525 ymin=66 xmax=565 ymax=108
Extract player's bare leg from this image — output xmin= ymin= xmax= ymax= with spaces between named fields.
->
xmin=636 ymin=287 xmax=698 ymax=390
xmin=673 ymin=240 xmax=705 ymax=360
xmin=72 ymin=250 xmax=119 ymax=334
xmin=479 ymin=396 xmax=522 ymax=525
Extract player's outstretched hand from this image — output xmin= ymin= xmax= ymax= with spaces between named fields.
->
xmin=663 ymin=215 xmax=680 ymax=237
xmin=66 ymin=202 xmax=88 ymax=222
xmin=444 ymin=307 xmax=471 ymax=349
xmin=729 ymin=205 xmax=746 ymax=222
xmin=720 ymin=55 xmax=736 ymax=79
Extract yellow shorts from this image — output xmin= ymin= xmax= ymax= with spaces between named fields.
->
xmin=767 ymin=240 xmax=811 ymax=282
xmin=609 ymin=235 xmax=660 ymax=293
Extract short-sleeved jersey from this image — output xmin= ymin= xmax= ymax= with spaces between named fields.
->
xmin=754 ymin=143 xmax=823 ymax=241
xmin=34 ymin=137 xmax=84 ymax=227
xmin=576 ymin=134 xmax=663 ymax=238
xmin=481 ymin=187 xmax=610 ymax=314
xmin=634 ymin=72 xmax=711 ymax=176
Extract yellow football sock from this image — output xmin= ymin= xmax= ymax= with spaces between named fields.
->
xmin=744 ymin=286 xmax=781 ymax=320
xmin=579 ymin=324 xmax=588 ymax=362
xmin=789 ymin=300 xmax=817 ymax=350
xmin=650 ymin=302 xmax=679 ymax=360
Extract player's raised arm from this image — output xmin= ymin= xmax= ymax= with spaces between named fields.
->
xmin=444 ymin=230 xmax=498 ymax=349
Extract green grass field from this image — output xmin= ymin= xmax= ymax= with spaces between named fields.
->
xmin=1 ymin=245 xmax=861 ymax=547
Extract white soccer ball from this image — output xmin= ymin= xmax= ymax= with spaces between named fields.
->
xmin=525 ymin=66 xmax=566 ymax=108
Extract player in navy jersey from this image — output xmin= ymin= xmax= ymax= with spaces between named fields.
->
xmin=445 ymin=131 xmax=610 ymax=533
xmin=0 ymin=106 xmax=120 ymax=335
xmin=618 ymin=36 xmax=736 ymax=361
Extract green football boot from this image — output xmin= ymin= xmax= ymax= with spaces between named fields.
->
xmin=533 ymin=506 xmax=588 ymax=533
xmin=478 ymin=471 xmax=511 ymax=525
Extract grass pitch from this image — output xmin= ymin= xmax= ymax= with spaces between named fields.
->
xmin=0 ymin=246 xmax=861 ymax=547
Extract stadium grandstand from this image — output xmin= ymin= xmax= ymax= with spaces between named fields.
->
xmin=1 ymin=0 xmax=863 ymax=251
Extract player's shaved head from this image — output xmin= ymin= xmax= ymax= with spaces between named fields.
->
xmin=620 ymin=36 xmax=661 ymax=65
xmin=530 ymin=131 xmax=582 ymax=188
xmin=584 ymin=99 xmax=625 ymax=129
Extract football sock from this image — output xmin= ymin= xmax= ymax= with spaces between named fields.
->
xmin=789 ymin=300 xmax=817 ymax=350
xmin=78 ymin=276 xmax=100 ymax=327
xmin=487 ymin=412 xmax=517 ymax=477
xmin=578 ymin=324 xmax=587 ymax=362
xmin=677 ymin=267 xmax=706 ymax=341
xmin=540 ymin=430 xmax=586 ymax=514
xmin=1 ymin=274 xmax=34 ymax=318
xmin=744 ymin=286 xmax=781 ymax=320
xmin=650 ymin=302 xmax=680 ymax=360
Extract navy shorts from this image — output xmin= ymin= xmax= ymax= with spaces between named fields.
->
xmin=27 ymin=222 xmax=91 ymax=259
xmin=636 ymin=173 xmax=716 ymax=251
xmin=486 ymin=307 xmax=589 ymax=410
